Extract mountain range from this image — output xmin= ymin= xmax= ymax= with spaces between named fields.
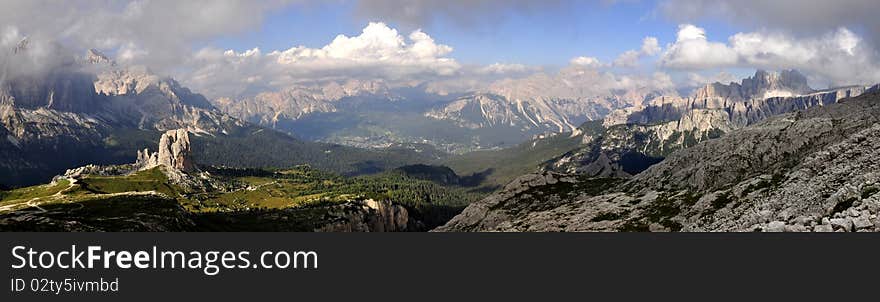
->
xmin=2 ymin=39 xmax=879 ymax=232
xmin=0 ymin=47 xmax=438 ymax=187
xmin=209 ymin=67 xmax=668 ymax=153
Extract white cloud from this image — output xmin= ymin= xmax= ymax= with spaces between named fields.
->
xmin=613 ymin=50 xmax=641 ymax=68
xmin=0 ymin=26 xmax=72 ymax=82
xmin=659 ymin=24 xmax=738 ymax=69
xmin=476 ymin=63 xmax=534 ymax=75
xmin=486 ymin=65 xmax=676 ymax=102
xmin=660 ymin=24 xmax=880 ymax=86
xmin=270 ymin=22 xmax=458 ymax=75
xmin=570 ymin=56 xmax=604 ymax=68
xmin=641 ymin=37 xmax=661 ymax=56
xmin=613 ymin=36 xmax=661 ymax=68
xmin=184 ymin=22 xmax=461 ymax=98
xmin=658 ymin=0 xmax=880 ymax=49
xmin=685 ymin=71 xmax=738 ymax=87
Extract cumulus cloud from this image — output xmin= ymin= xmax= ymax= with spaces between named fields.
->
xmin=476 ymin=63 xmax=535 ymax=75
xmin=613 ymin=37 xmax=661 ymax=67
xmin=659 ymin=0 xmax=880 ymax=47
xmin=641 ymin=37 xmax=661 ymax=56
xmin=613 ymin=50 xmax=641 ymax=68
xmin=570 ymin=56 xmax=605 ymax=68
xmin=659 ymin=24 xmax=738 ymax=69
xmin=660 ymin=24 xmax=880 ymax=86
xmin=184 ymin=22 xmax=461 ymax=98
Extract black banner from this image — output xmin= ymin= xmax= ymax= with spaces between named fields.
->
xmin=1 ymin=233 xmax=878 ymax=301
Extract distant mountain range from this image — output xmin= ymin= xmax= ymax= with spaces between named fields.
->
xmin=211 ymin=68 xmax=669 ymax=153
xmin=0 ymin=47 xmax=438 ymax=187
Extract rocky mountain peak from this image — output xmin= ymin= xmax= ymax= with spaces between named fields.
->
xmin=136 ymin=129 xmax=195 ymax=172
xmin=746 ymin=69 xmax=812 ymax=97
xmin=694 ymin=70 xmax=813 ymax=101
xmin=12 ymin=37 xmax=29 ymax=54
xmin=84 ymin=49 xmax=115 ymax=66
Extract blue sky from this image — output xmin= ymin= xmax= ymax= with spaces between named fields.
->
xmin=169 ymin=0 xmax=878 ymax=95
xmin=210 ymin=0 xmax=741 ymax=67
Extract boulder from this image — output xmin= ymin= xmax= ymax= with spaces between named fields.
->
xmin=764 ymin=221 xmax=786 ymax=232
xmin=852 ymin=216 xmax=873 ymax=230
xmin=829 ymin=218 xmax=854 ymax=232
xmin=812 ymin=224 xmax=834 ymax=232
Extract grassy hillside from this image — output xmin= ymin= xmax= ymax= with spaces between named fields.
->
xmin=0 ymin=165 xmax=484 ymax=231
xmin=441 ymin=121 xmax=605 ymax=191
xmin=0 ymin=124 xmax=445 ymax=188
xmin=191 ymin=125 xmax=447 ymax=176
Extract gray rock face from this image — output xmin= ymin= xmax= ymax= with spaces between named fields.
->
xmin=693 ymin=70 xmax=812 ymax=101
xmin=136 ymin=129 xmax=194 ymax=172
xmin=547 ymin=109 xmax=728 ymax=177
xmin=84 ymin=49 xmax=114 ymax=65
xmin=437 ymin=90 xmax=880 ymax=232
xmin=315 ymin=199 xmax=410 ymax=232
xmin=605 ymin=70 xmax=866 ymax=131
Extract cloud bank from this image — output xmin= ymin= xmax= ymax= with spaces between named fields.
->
xmin=0 ymin=0 xmax=293 ymax=72
xmin=660 ymin=24 xmax=880 ymax=86
xmin=2 ymin=0 xmax=879 ymax=100
xmin=185 ymin=22 xmax=462 ymax=98
xmin=659 ymin=0 xmax=880 ymax=46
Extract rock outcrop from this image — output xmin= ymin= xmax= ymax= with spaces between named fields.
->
xmin=315 ymin=199 xmax=410 ymax=232
xmin=136 ymin=129 xmax=195 ymax=172
xmin=84 ymin=49 xmax=115 ymax=66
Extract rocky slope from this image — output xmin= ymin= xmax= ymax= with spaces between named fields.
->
xmin=436 ymin=89 xmax=880 ymax=232
xmin=543 ymin=70 xmax=870 ymax=179
xmin=547 ymin=109 xmax=728 ymax=177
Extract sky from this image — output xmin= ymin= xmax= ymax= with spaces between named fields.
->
xmin=2 ymin=0 xmax=880 ymax=99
